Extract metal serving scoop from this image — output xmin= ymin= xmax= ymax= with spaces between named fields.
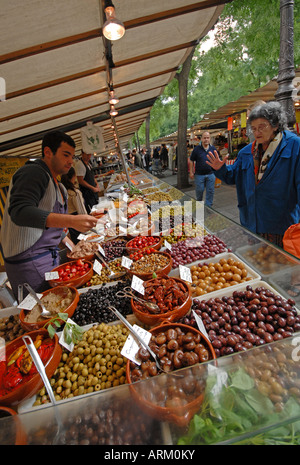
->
xmin=116 ymin=286 xmax=160 ymax=313
xmin=95 ymin=251 xmax=127 ymax=280
xmin=22 ymin=335 xmax=65 ymax=444
xmin=108 ymin=305 xmax=167 ymax=374
xmin=23 ymin=283 xmax=52 ymax=318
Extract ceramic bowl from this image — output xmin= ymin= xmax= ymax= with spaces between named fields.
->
xmin=19 ymin=286 xmax=79 ymax=332
xmin=48 ymin=260 xmax=93 ymax=288
xmin=127 ymin=251 xmax=172 ymax=281
xmin=126 ymin=235 xmax=163 ymax=255
xmin=0 ymin=329 xmax=62 ymax=408
xmin=126 ymin=323 xmax=216 ymax=427
xmin=0 ymin=406 xmax=27 ymax=444
xmin=130 ymin=277 xmax=192 ymax=326
xmin=66 ymin=251 xmax=95 ymax=262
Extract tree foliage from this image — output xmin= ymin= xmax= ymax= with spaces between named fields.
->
xmin=134 ymin=0 xmax=300 ymax=146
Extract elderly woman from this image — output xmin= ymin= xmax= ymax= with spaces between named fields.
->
xmin=206 ymin=101 xmax=300 ymax=247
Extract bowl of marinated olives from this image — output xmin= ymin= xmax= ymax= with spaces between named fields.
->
xmin=126 ymin=323 xmax=216 ymax=426
xmin=127 ymin=251 xmax=172 ymax=281
xmin=130 ymin=277 xmax=192 ymax=326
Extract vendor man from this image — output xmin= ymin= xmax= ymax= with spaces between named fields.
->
xmin=0 ymin=131 xmax=98 ymax=298
xmin=75 ymin=150 xmax=100 ymax=213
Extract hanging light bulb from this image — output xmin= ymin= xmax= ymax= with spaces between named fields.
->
xmin=110 ymin=105 xmax=118 ymax=116
xmin=108 ymin=89 xmax=119 ymax=105
xmin=102 ymin=1 xmax=125 ymax=41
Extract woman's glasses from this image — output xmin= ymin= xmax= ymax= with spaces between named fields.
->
xmin=250 ymin=123 xmax=271 ymax=134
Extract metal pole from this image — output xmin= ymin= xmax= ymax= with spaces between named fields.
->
xmin=111 ymin=115 xmax=131 ymax=186
xmin=275 ymin=0 xmax=296 ymax=130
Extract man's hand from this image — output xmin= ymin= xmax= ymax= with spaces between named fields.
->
xmin=206 ymin=150 xmax=228 ymax=170
xmin=70 ymin=214 xmax=98 ymax=233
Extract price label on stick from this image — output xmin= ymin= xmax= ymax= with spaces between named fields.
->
xmin=121 ymin=324 xmax=152 ymax=364
xmin=179 ymin=265 xmax=192 ymax=283
xmin=192 ymin=310 xmax=210 ymax=341
xmin=45 ymin=271 xmax=59 ymax=281
xmin=164 ymin=240 xmax=171 ymax=250
xmin=93 ymin=260 xmax=102 ymax=275
xmin=131 ymin=275 xmax=145 ymax=295
xmin=18 ymin=293 xmax=43 ymax=310
xmin=98 ymin=245 xmax=105 ymax=256
xmin=121 ymin=256 xmax=132 ymax=269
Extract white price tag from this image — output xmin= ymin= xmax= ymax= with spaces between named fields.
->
xmin=192 ymin=310 xmax=210 ymax=341
xmin=121 ymin=256 xmax=133 ymax=269
xmin=164 ymin=240 xmax=172 ymax=250
xmin=65 ymin=241 xmax=74 ymax=250
xmin=59 ymin=318 xmax=76 ymax=352
xmin=121 ymin=324 xmax=152 ymax=364
xmin=98 ymin=245 xmax=105 ymax=256
xmin=45 ymin=271 xmax=59 ymax=281
xmin=18 ymin=293 xmax=43 ymax=310
xmin=93 ymin=260 xmax=103 ymax=275
xmin=179 ymin=264 xmax=192 ymax=283
xmin=131 ymin=275 xmax=145 ymax=295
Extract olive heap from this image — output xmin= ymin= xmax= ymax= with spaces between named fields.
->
xmin=242 ymin=344 xmax=300 ymax=412
xmin=72 ymin=281 xmax=132 ymax=326
xmin=28 ymin=396 xmax=162 ymax=445
xmin=130 ymin=326 xmax=212 ymax=383
xmin=181 ymin=285 xmax=300 ymax=357
xmin=170 ymin=234 xmax=227 ymax=268
xmin=102 ymin=238 xmax=127 ymax=261
xmin=34 ymin=323 xmax=129 ymax=405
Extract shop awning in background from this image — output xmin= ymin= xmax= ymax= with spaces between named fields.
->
xmin=0 ymin=0 xmax=227 ymax=158
xmin=190 ymin=67 xmax=300 ymax=134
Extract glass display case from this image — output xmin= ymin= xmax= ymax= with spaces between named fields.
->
xmin=1 ymin=170 xmax=300 ymax=446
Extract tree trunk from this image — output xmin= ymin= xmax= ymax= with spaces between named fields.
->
xmin=175 ymin=45 xmax=196 ymax=190
xmin=145 ymin=114 xmax=150 ymax=152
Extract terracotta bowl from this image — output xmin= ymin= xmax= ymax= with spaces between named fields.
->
xmin=126 ymin=235 xmax=163 ymax=255
xmin=0 ymin=329 xmax=62 ymax=408
xmin=0 ymin=406 xmax=27 ymax=445
xmin=131 ymin=277 xmax=192 ymax=326
xmin=19 ymin=286 xmax=79 ymax=332
xmin=66 ymin=251 xmax=95 ymax=262
xmin=127 ymin=251 xmax=172 ymax=281
xmin=126 ymin=323 xmax=216 ymax=427
xmin=48 ymin=260 xmax=93 ymax=288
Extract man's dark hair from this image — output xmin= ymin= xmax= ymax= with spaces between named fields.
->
xmin=42 ymin=131 xmax=76 ymax=157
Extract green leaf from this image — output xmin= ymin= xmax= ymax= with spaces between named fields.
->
xmin=230 ymin=368 xmax=255 ymax=390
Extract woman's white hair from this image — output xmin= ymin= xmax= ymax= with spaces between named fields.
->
xmin=248 ymin=101 xmax=288 ymax=132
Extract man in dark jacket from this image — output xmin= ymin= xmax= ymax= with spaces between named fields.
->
xmin=189 ymin=131 xmax=217 ymax=206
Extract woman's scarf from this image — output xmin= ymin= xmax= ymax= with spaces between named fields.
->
xmin=252 ymin=132 xmax=282 ymax=184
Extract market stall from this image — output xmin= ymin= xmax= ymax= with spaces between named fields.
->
xmin=1 ymin=167 xmax=300 ymax=445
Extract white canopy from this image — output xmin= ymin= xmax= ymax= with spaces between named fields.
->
xmin=0 ymin=0 xmax=226 ymax=158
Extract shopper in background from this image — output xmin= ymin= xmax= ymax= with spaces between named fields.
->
xmin=75 ymin=150 xmax=100 ymax=213
xmin=1 ymin=131 xmax=98 ymax=298
xmin=160 ymin=143 xmax=169 ymax=170
xmin=61 ymin=167 xmax=88 ymax=244
xmin=206 ymin=101 xmax=300 ymax=248
xmin=189 ymin=131 xmax=217 ymax=207
xmin=133 ymin=148 xmax=142 ymax=168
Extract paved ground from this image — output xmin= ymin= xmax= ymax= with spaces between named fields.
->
xmin=154 ymin=168 xmax=240 ymax=225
